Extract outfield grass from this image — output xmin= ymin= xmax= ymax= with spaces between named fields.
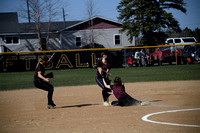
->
xmin=0 ymin=64 xmax=200 ymax=91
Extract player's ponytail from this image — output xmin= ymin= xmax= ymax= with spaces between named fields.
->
xmin=36 ymin=55 xmax=49 ymax=69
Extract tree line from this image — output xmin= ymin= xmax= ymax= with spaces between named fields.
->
xmin=167 ymin=27 xmax=200 ymax=43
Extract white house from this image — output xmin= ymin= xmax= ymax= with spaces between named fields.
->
xmin=0 ymin=12 xmax=135 ymax=52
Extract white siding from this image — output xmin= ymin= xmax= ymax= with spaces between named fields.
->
xmin=61 ymin=28 xmax=135 ymax=49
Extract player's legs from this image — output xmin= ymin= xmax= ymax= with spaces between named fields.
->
xmin=102 ymin=88 xmax=111 ymax=102
xmin=95 ymin=76 xmax=111 ymax=105
xmin=111 ymin=100 xmax=120 ymax=106
xmin=34 ymin=79 xmax=55 ymax=107
xmin=95 ymin=75 xmax=105 ymax=89
xmin=118 ymin=94 xmax=141 ymax=106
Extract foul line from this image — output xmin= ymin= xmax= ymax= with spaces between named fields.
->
xmin=142 ymin=108 xmax=200 ymax=127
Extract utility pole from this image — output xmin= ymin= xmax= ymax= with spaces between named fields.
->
xmin=63 ymin=8 xmax=66 ymax=28
xmin=27 ymin=0 xmax=30 ymax=23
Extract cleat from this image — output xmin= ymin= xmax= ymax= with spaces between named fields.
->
xmin=103 ymin=101 xmax=110 ymax=106
xmin=141 ymin=101 xmax=150 ymax=106
xmin=51 ymin=102 xmax=56 ymax=107
xmin=48 ymin=102 xmax=56 ymax=107
xmin=46 ymin=104 xmax=56 ymax=109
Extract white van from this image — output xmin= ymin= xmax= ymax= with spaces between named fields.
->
xmin=165 ymin=37 xmax=197 ymax=50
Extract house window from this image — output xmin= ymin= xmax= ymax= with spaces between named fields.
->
xmin=114 ymin=34 xmax=121 ymax=45
xmin=4 ymin=36 xmax=20 ymax=45
xmin=76 ymin=37 xmax=81 ymax=47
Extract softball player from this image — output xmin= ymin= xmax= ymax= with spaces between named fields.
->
xmin=103 ymin=77 xmax=141 ymax=106
xmin=33 ymin=55 xmax=56 ymax=109
xmin=95 ymin=52 xmax=112 ymax=106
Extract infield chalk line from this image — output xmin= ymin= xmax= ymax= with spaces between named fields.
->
xmin=142 ymin=108 xmax=200 ymax=127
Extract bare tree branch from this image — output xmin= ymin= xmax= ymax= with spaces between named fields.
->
xmin=19 ymin=0 xmax=68 ymax=51
xmin=85 ymin=0 xmax=98 ymax=48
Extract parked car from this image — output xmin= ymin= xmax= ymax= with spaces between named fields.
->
xmin=182 ymin=45 xmax=200 ymax=64
xmin=165 ymin=37 xmax=197 ymax=50
xmin=152 ymin=46 xmax=182 ymax=66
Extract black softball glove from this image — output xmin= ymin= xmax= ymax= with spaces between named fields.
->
xmin=44 ymin=72 xmax=54 ymax=78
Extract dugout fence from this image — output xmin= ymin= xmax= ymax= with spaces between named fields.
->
xmin=0 ymin=43 xmax=199 ymax=72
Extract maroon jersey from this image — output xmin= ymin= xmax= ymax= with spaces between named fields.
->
xmin=96 ymin=59 xmax=111 ymax=76
xmin=111 ymin=85 xmax=127 ymax=99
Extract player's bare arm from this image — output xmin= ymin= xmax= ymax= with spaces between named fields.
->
xmin=102 ymin=78 xmax=113 ymax=95
xmin=107 ymin=69 xmax=111 ymax=76
xmin=38 ymin=72 xmax=50 ymax=83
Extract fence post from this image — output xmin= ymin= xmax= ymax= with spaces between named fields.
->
xmin=123 ymin=49 xmax=127 ymax=67
xmin=175 ymin=47 xmax=177 ymax=65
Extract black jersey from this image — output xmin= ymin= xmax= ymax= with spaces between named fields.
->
xmin=96 ymin=60 xmax=111 ymax=76
xmin=34 ymin=62 xmax=45 ymax=79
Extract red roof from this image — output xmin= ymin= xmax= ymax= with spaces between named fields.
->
xmin=64 ymin=16 xmax=122 ymax=31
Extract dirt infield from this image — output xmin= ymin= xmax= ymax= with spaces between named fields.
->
xmin=0 ymin=80 xmax=200 ymax=133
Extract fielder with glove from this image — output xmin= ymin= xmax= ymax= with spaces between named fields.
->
xmin=95 ymin=52 xmax=112 ymax=106
xmin=33 ymin=55 xmax=56 ymax=109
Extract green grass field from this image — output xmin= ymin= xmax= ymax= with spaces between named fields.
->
xmin=0 ymin=64 xmax=200 ymax=91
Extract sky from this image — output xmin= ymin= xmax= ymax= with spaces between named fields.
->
xmin=0 ymin=0 xmax=199 ymax=30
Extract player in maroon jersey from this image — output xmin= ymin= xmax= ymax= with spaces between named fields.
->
xmin=103 ymin=77 xmax=142 ymax=106
xmin=95 ymin=52 xmax=112 ymax=106
xmin=34 ymin=55 xmax=56 ymax=109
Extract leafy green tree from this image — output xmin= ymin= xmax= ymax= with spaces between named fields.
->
xmin=193 ymin=28 xmax=200 ymax=42
xmin=117 ymin=0 xmax=186 ymax=46
xmin=182 ymin=27 xmax=193 ymax=36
